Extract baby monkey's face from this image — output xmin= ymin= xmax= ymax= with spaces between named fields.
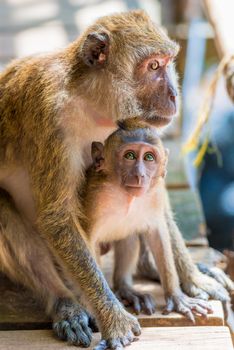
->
xmin=115 ymin=142 xmax=166 ymax=197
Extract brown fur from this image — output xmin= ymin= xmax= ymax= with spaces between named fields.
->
xmin=81 ymin=124 xmax=221 ymax=320
xmin=0 ymin=10 xmax=179 ymax=348
xmin=0 ymin=10 xmax=232 ymax=348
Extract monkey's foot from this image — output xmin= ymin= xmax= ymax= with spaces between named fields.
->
xmin=163 ymin=291 xmax=213 ymax=323
xmin=53 ymin=298 xmax=95 ymax=347
xmin=115 ymin=285 xmax=156 ymax=315
xmin=197 ymin=263 xmax=234 ymax=293
xmin=94 ymin=305 xmax=141 ymax=350
xmin=181 ymin=271 xmax=231 ymax=302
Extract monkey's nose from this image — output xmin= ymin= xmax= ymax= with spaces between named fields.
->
xmin=169 ymin=86 xmax=177 ymax=102
xmin=170 ymin=95 xmax=176 ymax=103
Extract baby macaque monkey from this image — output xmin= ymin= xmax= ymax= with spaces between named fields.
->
xmin=81 ymin=121 xmax=212 ymax=322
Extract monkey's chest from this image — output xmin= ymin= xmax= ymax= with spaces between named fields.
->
xmin=90 ymin=195 xmax=160 ymax=243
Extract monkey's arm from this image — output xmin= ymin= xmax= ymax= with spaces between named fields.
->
xmin=146 ymin=220 xmax=212 ymax=321
xmin=31 ymin=155 xmax=140 ymax=350
xmin=38 ymin=213 xmax=140 ymax=343
xmin=164 ymin=192 xmax=233 ymax=301
xmin=113 ymin=235 xmax=156 ymax=315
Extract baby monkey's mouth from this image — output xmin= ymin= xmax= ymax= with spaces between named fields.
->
xmin=124 ymin=184 xmax=147 ymax=197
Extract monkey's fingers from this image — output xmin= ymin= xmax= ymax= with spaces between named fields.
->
xmin=140 ymin=294 xmax=156 ymax=315
xmin=163 ymin=293 xmax=214 ymax=323
xmin=162 ymin=298 xmax=174 ymax=314
xmin=54 ymin=318 xmax=92 ymax=347
xmin=182 ymin=281 xmax=210 ymax=300
xmin=196 ymin=273 xmax=230 ymax=302
xmin=163 ymin=297 xmax=195 ymax=323
xmin=192 ymin=299 xmax=213 ymax=314
xmin=94 ymin=331 xmax=137 ymax=350
xmin=93 ymin=339 xmax=108 ymax=350
xmin=182 ymin=271 xmax=231 ymax=303
xmin=53 ymin=309 xmax=93 ymax=348
xmin=115 ymin=287 xmax=156 ymax=315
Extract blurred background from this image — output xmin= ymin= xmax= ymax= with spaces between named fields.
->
xmin=0 ymin=0 xmax=234 ymax=257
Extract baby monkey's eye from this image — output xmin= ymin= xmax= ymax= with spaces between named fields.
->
xmin=144 ymin=152 xmax=155 ymax=161
xmin=150 ymin=61 xmax=159 ymax=70
xmin=124 ymin=151 xmax=136 ymax=160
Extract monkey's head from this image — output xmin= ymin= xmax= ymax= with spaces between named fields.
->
xmin=75 ymin=10 xmax=180 ymax=127
xmin=91 ymin=120 xmax=168 ymax=197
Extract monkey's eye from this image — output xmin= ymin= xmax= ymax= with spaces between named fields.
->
xmin=124 ymin=151 xmax=136 ymax=160
xmin=144 ymin=153 xmax=155 ymax=161
xmin=150 ymin=61 xmax=159 ymax=70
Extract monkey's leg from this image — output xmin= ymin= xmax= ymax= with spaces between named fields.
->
xmin=137 ymin=236 xmax=233 ymax=293
xmin=146 ymin=222 xmax=213 ymax=322
xmin=113 ymin=235 xmax=156 ymax=315
xmin=137 ymin=235 xmax=160 ymax=281
xmin=0 ymin=190 xmax=95 ymax=347
xmin=165 ymin=192 xmax=233 ymax=301
xmin=137 ymin=236 xmax=233 ymax=292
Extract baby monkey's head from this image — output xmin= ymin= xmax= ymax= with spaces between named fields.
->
xmin=91 ymin=119 xmax=169 ymax=197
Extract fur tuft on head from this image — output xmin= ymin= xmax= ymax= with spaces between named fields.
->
xmin=117 ymin=117 xmax=150 ymax=131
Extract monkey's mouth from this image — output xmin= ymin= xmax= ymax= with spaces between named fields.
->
xmin=124 ymin=185 xmax=147 ymax=197
xmin=146 ymin=114 xmax=173 ymax=127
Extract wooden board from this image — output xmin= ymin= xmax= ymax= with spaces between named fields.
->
xmin=0 ymin=254 xmax=224 ymax=331
xmin=168 ymin=189 xmax=205 ymax=241
xmin=0 ymin=327 xmax=232 ymax=350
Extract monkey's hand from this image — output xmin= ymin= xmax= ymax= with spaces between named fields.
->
xmin=181 ymin=270 xmax=231 ymax=302
xmin=197 ymin=263 xmax=234 ymax=294
xmin=163 ymin=290 xmax=213 ymax=323
xmin=94 ymin=305 xmax=141 ymax=350
xmin=53 ymin=299 xmax=96 ymax=347
xmin=115 ymin=285 xmax=156 ymax=315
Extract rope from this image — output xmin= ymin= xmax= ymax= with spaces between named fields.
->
xmin=182 ymin=54 xmax=234 ymax=167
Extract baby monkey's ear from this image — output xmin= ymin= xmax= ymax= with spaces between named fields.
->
xmin=91 ymin=142 xmax=105 ymax=171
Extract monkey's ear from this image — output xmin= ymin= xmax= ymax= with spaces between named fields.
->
xmin=82 ymin=32 xmax=110 ymax=68
xmin=91 ymin=142 xmax=105 ymax=171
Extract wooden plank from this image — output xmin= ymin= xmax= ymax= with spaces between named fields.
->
xmin=0 ymin=327 xmax=232 ymax=350
xmin=0 ymin=249 xmax=225 ymax=330
xmin=169 ymin=189 xmax=205 ymax=241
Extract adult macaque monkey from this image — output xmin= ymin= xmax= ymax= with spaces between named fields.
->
xmin=81 ymin=121 xmax=213 ymax=322
xmin=0 ymin=9 xmax=180 ymax=349
xmin=0 ymin=9 xmax=230 ymax=350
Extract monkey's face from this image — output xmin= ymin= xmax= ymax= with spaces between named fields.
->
xmin=115 ymin=142 xmax=165 ymax=197
xmin=80 ymin=10 xmax=179 ymax=127
xmin=134 ymin=55 xmax=178 ymax=127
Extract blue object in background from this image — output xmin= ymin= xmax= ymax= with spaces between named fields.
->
xmin=182 ymin=20 xmax=234 ymax=251
xmin=198 ymin=107 xmax=234 ymax=251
